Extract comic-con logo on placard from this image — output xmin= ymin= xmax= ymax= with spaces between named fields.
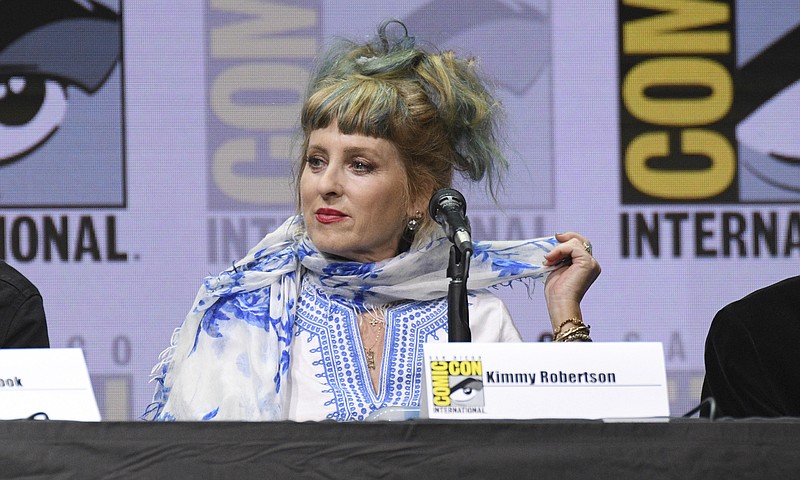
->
xmin=618 ymin=0 xmax=800 ymax=204
xmin=430 ymin=359 xmax=485 ymax=413
xmin=0 ymin=0 xmax=124 ymax=208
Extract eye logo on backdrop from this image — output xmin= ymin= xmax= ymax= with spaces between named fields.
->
xmin=732 ymin=3 xmax=800 ymax=202
xmin=404 ymin=0 xmax=554 ymax=213
xmin=618 ymin=0 xmax=800 ymax=259
xmin=0 ymin=0 xmax=123 ymax=208
xmin=404 ymin=0 xmax=549 ymax=96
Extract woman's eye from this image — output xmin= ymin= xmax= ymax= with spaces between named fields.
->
xmin=352 ymin=160 xmax=373 ymax=173
xmin=305 ymin=156 xmax=325 ymax=170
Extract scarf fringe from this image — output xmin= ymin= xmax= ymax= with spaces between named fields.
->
xmin=141 ymin=327 xmax=182 ymax=420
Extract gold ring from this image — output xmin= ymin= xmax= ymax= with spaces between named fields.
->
xmin=583 ymin=241 xmax=592 ymax=255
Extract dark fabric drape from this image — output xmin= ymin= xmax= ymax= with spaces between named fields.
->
xmin=702 ymin=275 xmax=800 ymax=418
xmin=1 ymin=419 xmax=800 ymax=479
xmin=0 ymin=260 xmax=50 ymax=348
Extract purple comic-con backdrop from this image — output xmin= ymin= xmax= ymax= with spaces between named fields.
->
xmin=1 ymin=0 xmax=797 ymax=419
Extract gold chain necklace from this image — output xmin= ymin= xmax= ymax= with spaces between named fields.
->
xmin=360 ymin=309 xmax=385 ymax=371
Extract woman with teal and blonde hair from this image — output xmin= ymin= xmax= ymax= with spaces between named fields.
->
xmin=146 ymin=20 xmax=600 ymax=421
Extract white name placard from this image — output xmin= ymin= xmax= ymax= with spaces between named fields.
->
xmin=0 ymin=348 xmax=101 ymax=421
xmin=421 ymin=342 xmax=669 ymax=420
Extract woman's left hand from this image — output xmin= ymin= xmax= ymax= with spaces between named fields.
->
xmin=543 ymin=232 xmax=601 ymax=328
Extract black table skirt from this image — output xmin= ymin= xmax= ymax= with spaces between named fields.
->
xmin=1 ymin=418 xmax=797 ymax=479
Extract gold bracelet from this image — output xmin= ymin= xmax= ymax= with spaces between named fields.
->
xmin=553 ymin=317 xmax=585 ymax=336
xmin=557 ymin=328 xmax=592 ymax=342
xmin=556 ymin=325 xmax=590 ymax=339
xmin=554 ymin=325 xmax=591 ymax=342
xmin=562 ymin=333 xmax=592 ymax=342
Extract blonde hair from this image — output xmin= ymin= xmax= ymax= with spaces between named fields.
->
xmin=297 ymin=20 xmax=507 ymax=239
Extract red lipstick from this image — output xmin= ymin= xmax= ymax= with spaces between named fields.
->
xmin=315 ymin=208 xmax=347 ymax=224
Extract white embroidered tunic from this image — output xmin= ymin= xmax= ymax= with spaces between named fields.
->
xmin=286 ymin=280 xmax=521 ymax=421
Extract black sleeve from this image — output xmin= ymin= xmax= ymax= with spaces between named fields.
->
xmin=0 ymin=291 xmax=50 ymax=349
xmin=702 ymin=308 xmax=783 ymax=418
xmin=702 ymin=282 xmax=800 ymax=418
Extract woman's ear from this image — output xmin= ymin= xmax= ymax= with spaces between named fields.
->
xmin=409 ymin=199 xmax=426 ymax=222
xmin=415 ymin=189 xmax=433 ymax=219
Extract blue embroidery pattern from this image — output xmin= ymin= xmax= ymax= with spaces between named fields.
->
xmin=295 ymin=280 xmax=447 ymax=421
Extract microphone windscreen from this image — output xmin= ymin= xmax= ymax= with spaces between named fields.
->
xmin=428 ymin=188 xmax=467 ymax=220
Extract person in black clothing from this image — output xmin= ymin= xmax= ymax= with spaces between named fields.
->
xmin=702 ymin=275 xmax=800 ymax=418
xmin=0 ymin=260 xmax=50 ymax=348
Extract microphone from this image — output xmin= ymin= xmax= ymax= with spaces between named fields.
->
xmin=428 ymin=188 xmax=472 ymax=253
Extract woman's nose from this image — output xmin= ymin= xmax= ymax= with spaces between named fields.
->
xmin=317 ymin=162 xmax=343 ymax=197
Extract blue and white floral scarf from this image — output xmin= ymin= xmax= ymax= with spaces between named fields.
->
xmin=145 ymin=216 xmax=559 ymax=421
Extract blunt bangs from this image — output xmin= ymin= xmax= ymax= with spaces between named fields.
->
xmin=301 ymin=78 xmax=404 ymax=140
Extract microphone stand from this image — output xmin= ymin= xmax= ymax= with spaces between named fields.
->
xmin=447 ymin=244 xmax=472 ymax=342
